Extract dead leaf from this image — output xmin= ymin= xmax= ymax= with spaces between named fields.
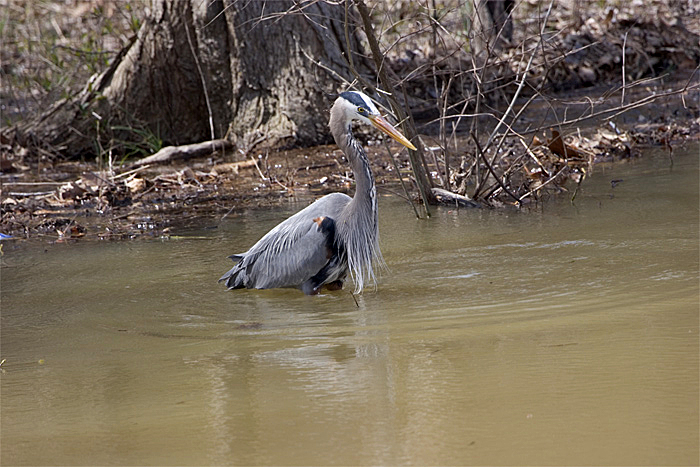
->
xmin=58 ymin=182 xmax=86 ymax=200
xmin=125 ymin=177 xmax=146 ymax=194
xmin=69 ymin=225 xmax=86 ymax=238
xmin=547 ymin=130 xmax=583 ymax=159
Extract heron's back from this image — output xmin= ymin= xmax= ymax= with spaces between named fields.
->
xmin=219 ymin=192 xmax=352 ymax=290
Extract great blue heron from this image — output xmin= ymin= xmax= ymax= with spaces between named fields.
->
xmin=219 ymin=91 xmax=416 ymax=295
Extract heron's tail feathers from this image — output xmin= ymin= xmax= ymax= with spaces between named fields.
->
xmin=218 ymin=254 xmax=245 ymax=289
xmin=218 ymin=268 xmax=241 ymax=289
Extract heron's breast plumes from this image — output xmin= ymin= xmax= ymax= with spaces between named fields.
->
xmin=338 ymin=184 xmax=384 ymax=294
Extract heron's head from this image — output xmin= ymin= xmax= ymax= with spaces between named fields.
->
xmin=335 ymin=91 xmax=417 ymax=151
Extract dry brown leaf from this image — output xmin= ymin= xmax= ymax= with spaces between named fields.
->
xmin=547 ymin=130 xmax=583 ymax=159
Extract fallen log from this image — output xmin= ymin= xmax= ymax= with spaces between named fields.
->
xmin=431 ymin=188 xmax=481 ymax=208
xmin=133 ymin=139 xmax=232 ymax=166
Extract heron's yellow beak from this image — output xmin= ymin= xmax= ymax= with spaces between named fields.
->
xmin=369 ymin=115 xmax=417 ymax=151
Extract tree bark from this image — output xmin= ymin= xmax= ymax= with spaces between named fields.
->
xmin=4 ymin=0 xmax=372 ymax=159
xmin=471 ymin=0 xmax=515 ymax=61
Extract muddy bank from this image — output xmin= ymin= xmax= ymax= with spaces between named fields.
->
xmin=2 ymin=113 xmax=698 ymax=242
xmin=0 ymin=142 xmax=399 ymax=240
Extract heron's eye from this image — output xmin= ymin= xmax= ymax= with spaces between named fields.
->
xmin=357 ymin=106 xmax=366 ymax=115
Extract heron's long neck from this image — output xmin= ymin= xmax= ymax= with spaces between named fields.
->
xmin=333 ymin=123 xmax=376 ymax=212
xmin=329 ymin=112 xmax=382 ymax=291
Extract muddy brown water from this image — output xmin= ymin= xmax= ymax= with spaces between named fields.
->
xmin=1 ymin=144 xmax=698 ymax=465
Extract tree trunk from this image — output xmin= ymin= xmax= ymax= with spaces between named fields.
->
xmin=4 ymin=0 xmax=371 ymax=159
xmin=471 ymin=0 xmax=515 ymax=61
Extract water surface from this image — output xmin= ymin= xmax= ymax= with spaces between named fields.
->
xmin=1 ymin=145 xmax=698 ymax=465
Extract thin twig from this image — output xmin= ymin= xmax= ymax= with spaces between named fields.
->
xmin=621 ymin=29 xmax=629 ymax=106
xmin=3 ymin=181 xmax=65 ymax=186
xmin=250 ymin=156 xmax=267 ymax=181
xmin=111 ymin=164 xmax=152 ymax=181
xmin=483 ymin=0 xmax=555 ymax=152
xmin=344 ymin=0 xmax=376 ymax=93
xmin=423 ymin=76 xmax=699 ymax=139
xmin=383 ymin=140 xmax=421 ymax=218
xmin=356 ymin=0 xmax=434 ymax=215
xmin=518 ymin=138 xmax=549 ymax=176
xmin=471 ymin=132 xmax=520 ymax=205
xmin=518 ymin=164 xmax=569 ymax=203
xmin=184 ymin=20 xmax=215 ymax=140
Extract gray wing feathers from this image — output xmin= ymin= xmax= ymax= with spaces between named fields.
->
xmin=244 ymin=221 xmax=325 ymax=288
xmin=219 ymin=193 xmax=350 ymax=290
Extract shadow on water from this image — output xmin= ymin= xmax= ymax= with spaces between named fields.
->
xmin=1 ymin=144 xmax=698 ymax=465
